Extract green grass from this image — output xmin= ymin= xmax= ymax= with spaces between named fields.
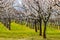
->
xmin=0 ymin=22 xmax=38 ymax=38
xmin=0 ymin=22 xmax=60 ymax=40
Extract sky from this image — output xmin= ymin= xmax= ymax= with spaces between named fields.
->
xmin=13 ymin=0 xmax=25 ymax=11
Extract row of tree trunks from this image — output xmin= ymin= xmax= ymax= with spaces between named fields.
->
xmin=2 ymin=18 xmax=11 ymax=30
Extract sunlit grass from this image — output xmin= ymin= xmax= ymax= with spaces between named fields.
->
xmin=0 ymin=22 xmax=60 ymax=40
xmin=0 ymin=22 xmax=38 ymax=38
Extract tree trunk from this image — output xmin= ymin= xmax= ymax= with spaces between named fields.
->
xmin=35 ymin=19 xmax=37 ymax=32
xmin=39 ymin=19 xmax=42 ymax=36
xmin=43 ymin=22 xmax=47 ymax=38
xmin=9 ymin=18 xmax=11 ymax=30
xmin=7 ymin=18 xmax=11 ymax=30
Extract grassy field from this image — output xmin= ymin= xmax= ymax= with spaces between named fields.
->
xmin=0 ymin=22 xmax=60 ymax=40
